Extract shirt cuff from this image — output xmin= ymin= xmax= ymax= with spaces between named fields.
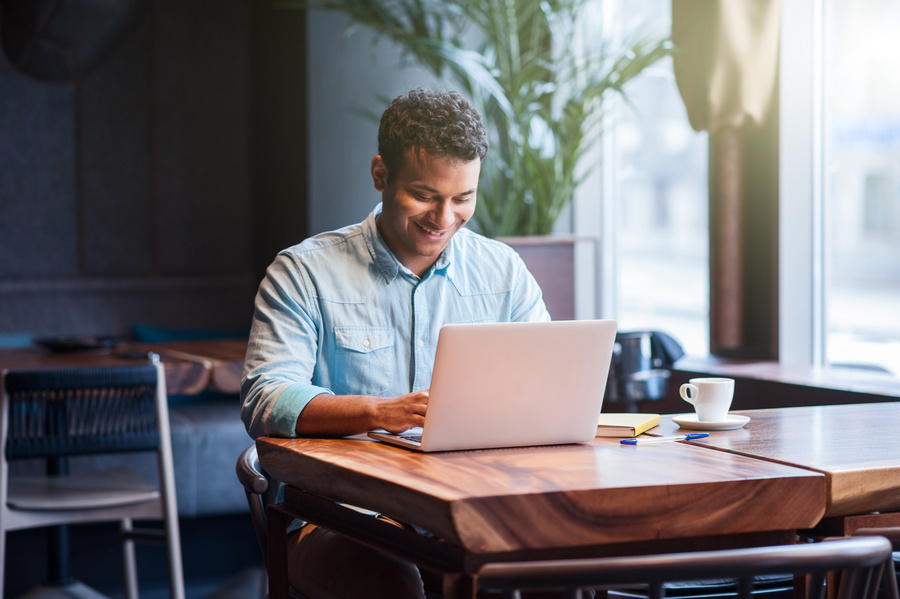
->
xmin=271 ymin=384 xmax=334 ymax=438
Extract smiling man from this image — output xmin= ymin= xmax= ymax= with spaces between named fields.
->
xmin=241 ymin=88 xmax=550 ymax=598
xmin=373 ymin=147 xmax=480 ymax=277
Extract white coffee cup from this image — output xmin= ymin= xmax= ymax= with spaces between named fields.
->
xmin=679 ymin=377 xmax=735 ymax=422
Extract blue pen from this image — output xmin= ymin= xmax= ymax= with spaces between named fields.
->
xmin=620 ymin=433 xmax=710 ymax=445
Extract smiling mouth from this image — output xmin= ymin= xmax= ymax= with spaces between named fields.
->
xmin=416 ymin=222 xmax=451 ymax=239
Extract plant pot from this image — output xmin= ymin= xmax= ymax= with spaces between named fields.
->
xmin=499 ymin=236 xmax=577 ymax=321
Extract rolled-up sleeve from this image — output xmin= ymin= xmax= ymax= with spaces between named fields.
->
xmin=241 ymin=253 xmax=333 ymax=439
xmin=510 ymin=255 xmax=552 ymax=323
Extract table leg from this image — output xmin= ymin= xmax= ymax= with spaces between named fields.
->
xmin=443 ymin=572 xmax=478 ymax=599
xmin=792 ymin=573 xmax=808 ymax=599
xmin=266 ymin=505 xmax=292 ymax=599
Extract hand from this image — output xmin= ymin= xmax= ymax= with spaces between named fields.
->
xmin=373 ymin=390 xmax=429 ymax=433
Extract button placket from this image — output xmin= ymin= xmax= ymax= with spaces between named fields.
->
xmin=411 ymin=283 xmax=430 ymax=391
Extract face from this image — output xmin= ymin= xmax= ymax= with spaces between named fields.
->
xmin=373 ymin=149 xmax=480 ymax=277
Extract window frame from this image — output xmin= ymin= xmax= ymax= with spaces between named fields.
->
xmin=779 ymin=0 xmax=826 ymax=368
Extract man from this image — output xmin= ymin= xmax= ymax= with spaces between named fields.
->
xmin=241 ymin=88 xmax=550 ymax=598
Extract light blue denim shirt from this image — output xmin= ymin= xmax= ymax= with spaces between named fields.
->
xmin=240 ymin=204 xmax=550 ymax=439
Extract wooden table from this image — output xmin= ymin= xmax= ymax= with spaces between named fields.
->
xmin=0 ymin=339 xmax=247 ymax=396
xmin=126 ymin=339 xmax=247 ymax=394
xmin=257 ymin=434 xmax=827 ymax=598
xmin=655 ymin=403 xmax=900 ymax=534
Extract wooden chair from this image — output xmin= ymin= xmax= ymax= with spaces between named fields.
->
xmin=235 ymin=444 xmax=307 ymax=599
xmin=0 ymin=358 xmax=184 ymax=599
xmin=477 ymin=536 xmax=895 ymax=599
xmin=852 ymin=527 xmax=900 ymax=599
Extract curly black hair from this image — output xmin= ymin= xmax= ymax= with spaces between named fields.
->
xmin=377 ymin=88 xmax=488 ymax=180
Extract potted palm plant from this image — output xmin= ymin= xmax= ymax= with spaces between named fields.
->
xmin=294 ymin=0 xmax=670 ymax=314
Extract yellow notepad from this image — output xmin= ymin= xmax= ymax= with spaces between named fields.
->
xmin=596 ymin=413 xmax=661 ymax=438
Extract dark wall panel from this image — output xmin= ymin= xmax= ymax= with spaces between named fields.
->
xmin=0 ymin=289 xmax=116 ymax=337
xmin=80 ymin=9 xmax=154 ymax=276
xmin=110 ymin=281 xmax=254 ymax=331
xmin=0 ymin=0 xmax=263 ymax=339
xmin=0 ymin=278 xmax=254 ymax=338
xmin=153 ymin=0 xmax=253 ymax=277
xmin=0 ymin=54 xmax=78 ymax=279
xmin=250 ymin=2 xmax=308 ymax=282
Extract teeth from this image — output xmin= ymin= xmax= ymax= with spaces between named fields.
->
xmin=419 ymin=224 xmax=445 ymax=236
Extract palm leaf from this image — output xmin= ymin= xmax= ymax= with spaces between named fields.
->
xmin=286 ymin=0 xmax=671 ymax=236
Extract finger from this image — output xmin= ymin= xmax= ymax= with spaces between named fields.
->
xmin=411 ymin=389 xmax=429 ymax=401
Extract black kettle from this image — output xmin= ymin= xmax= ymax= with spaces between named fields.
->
xmin=605 ymin=331 xmax=685 ymax=403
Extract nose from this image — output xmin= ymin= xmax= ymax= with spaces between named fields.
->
xmin=431 ymin=200 xmax=456 ymax=230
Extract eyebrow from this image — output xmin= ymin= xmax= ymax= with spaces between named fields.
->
xmin=410 ymin=183 xmax=476 ymax=197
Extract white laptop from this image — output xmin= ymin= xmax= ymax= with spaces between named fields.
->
xmin=367 ymin=319 xmax=617 ymax=452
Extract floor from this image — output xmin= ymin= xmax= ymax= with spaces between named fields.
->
xmin=7 ymin=568 xmax=265 ymax=599
xmin=3 ymin=515 xmax=263 ymax=599
xmin=138 ymin=567 xmax=265 ymax=599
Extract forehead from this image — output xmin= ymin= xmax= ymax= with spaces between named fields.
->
xmin=396 ymin=148 xmax=478 ymax=178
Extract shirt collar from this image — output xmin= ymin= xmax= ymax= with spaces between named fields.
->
xmin=364 ymin=204 xmax=401 ymax=282
xmin=363 ymin=203 xmax=455 ymax=282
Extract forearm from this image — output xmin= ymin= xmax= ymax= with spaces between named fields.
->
xmin=293 ymin=394 xmax=378 ymax=437
xmin=295 ymin=391 xmax=428 ymax=437
xmin=241 ymin=376 xmax=333 ymax=439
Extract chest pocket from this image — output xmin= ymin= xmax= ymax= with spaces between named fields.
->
xmin=333 ymin=327 xmax=395 ymax=396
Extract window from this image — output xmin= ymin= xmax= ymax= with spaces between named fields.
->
xmin=612 ymin=53 xmax=709 ymax=356
xmin=823 ymin=0 xmax=900 ymax=374
xmin=581 ymin=0 xmax=710 ymax=357
xmin=782 ymin=0 xmax=900 ymax=376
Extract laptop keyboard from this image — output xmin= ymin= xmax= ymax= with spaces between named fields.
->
xmin=399 ymin=432 xmax=422 ymax=444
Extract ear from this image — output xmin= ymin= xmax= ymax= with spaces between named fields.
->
xmin=371 ymin=155 xmax=388 ymax=192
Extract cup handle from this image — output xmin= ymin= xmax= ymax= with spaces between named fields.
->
xmin=680 ymin=383 xmax=698 ymax=405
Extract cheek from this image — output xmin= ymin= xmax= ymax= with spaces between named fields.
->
xmin=459 ymin=202 xmax=476 ymax=221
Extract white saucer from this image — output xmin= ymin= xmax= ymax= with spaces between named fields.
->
xmin=671 ymin=413 xmax=751 ymax=431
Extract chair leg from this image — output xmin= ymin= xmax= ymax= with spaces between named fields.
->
xmin=864 ymin=564 xmax=884 ymax=599
xmin=736 ymin=577 xmax=754 ymax=599
xmin=809 ymin=572 xmax=827 ymax=599
xmin=121 ymin=518 xmax=139 ymax=599
xmin=884 ymin=558 xmax=900 ymax=599
xmin=164 ymin=517 xmax=186 ymax=599
xmin=1 ymin=529 xmax=6 ymax=597
xmin=882 ymin=558 xmax=900 ymax=599
xmin=47 ymin=523 xmax=73 ymax=585
xmin=156 ymin=431 xmax=185 ymax=599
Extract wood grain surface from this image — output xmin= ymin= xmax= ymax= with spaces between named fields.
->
xmin=658 ymin=403 xmax=900 ymax=517
xmin=129 ymin=339 xmax=246 ymax=393
xmin=0 ymin=339 xmax=247 ymax=396
xmin=257 ymin=435 xmax=826 ymax=554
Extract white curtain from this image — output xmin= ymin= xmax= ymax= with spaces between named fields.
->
xmin=671 ymin=0 xmax=780 ymax=133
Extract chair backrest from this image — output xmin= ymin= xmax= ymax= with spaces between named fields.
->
xmin=477 ymin=536 xmax=895 ymax=599
xmin=852 ymin=528 xmax=900 ymax=599
xmin=853 ymin=527 xmax=900 ymax=549
xmin=3 ymin=363 xmax=162 ymax=461
xmin=236 ymin=444 xmax=280 ymax=566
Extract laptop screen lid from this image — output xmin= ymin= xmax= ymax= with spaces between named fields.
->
xmin=368 ymin=319 xmax=617 ymax=452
